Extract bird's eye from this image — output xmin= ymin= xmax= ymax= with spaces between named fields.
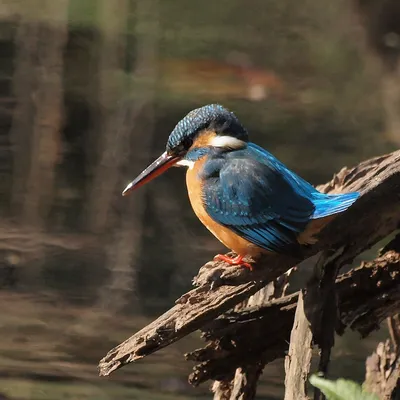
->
xmin=175 ymin=144 xmax=185 ymax=153
xmin=183 ymin=137 xmax=193 ymax=148
xmin=176 ymin=138 xmax=192 ymax=153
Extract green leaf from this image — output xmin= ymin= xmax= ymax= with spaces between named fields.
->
xmin=309 ymin=375 xmax=379 ymax=400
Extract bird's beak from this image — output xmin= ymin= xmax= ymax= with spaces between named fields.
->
xmin=122 ymin=151 xmax=180 ymax=196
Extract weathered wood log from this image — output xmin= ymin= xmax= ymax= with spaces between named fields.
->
xmin=364 ymin=338 xmax=400 ymax=399
xmin=211 ymin=265 xmax=295 ymax=399
xmin=99 ymin=150 xmax=400 ymax=381
xmin=282 ymin=247 xmax=343 ymax=400
xmin=284 ymin=290 xmax=313 ymax=400
xmin=186 ymin=246 xmax=400 ymax=385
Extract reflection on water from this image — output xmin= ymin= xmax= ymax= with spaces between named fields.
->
xmin=0 ymin=0 xmax=396 ymax=398
xmin=0 ymin=289 xmax=389 ymax=400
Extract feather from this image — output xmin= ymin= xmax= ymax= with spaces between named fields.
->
xmin=200 ymin=143 xmax=359 ymax=254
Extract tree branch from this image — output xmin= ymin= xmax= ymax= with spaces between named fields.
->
xmin=186 ymin=246 xmax=400 ymax=385
xmin=364 ymin=339 xmax=400 ymax=399
xmin=284 ymin=291 xmax=313 ymax=400
xmin=211 ymin=265 xmax=295 ymax=399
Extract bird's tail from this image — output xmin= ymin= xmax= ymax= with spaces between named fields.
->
xmin=311 ymin=191 xmax=360 ymax=219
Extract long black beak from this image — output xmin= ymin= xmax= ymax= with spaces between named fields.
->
xmin=122 ymin=151 xmax=180 ymax=196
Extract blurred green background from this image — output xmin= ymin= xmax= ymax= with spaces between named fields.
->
xmin=0 ymin=0 xmax=399 ymax=398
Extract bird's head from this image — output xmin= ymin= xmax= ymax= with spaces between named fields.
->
xmin=122 ymin=104 xmax=248 ymax=195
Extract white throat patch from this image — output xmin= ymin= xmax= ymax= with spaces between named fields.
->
xmin=176 ymin=159 xmax=195 ymax=169
xmin=210 ymin=135 xmax=246 ymax=149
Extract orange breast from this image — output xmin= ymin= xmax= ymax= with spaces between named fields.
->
xmin=185 ymin=157 xmax=266 ymax=258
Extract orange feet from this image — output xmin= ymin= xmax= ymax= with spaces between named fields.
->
xmin=213 ymin=254 xmax=253 ymax=271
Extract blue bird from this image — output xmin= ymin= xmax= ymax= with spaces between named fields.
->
xmin=122 ymin=104 xmax=359 ymax=270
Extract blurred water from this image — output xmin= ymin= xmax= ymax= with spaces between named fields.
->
xmin=0 ymin=0 xmax=396 ymax=398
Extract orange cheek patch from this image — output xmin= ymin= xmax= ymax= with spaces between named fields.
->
xmin=190 ymin=130 xmax=217 ymax=149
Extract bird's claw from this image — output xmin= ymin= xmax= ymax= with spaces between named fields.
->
xmin=213 ymin=254 xmax=253 ymax=271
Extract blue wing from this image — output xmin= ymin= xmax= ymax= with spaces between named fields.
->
xmin=202 ymin=145 xmax=315 ymax=254
xmin=246 ymin=144 xmax=360 ymax=219
xmin=201 ymin=143 xmax=359 ymax=254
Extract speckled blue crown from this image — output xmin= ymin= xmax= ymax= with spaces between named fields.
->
xmin=166 ymin=104 xmax=249 ymax=152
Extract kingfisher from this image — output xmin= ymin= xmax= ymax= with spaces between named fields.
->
xmin=122 ymin=104 xmax=359 ymax=270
